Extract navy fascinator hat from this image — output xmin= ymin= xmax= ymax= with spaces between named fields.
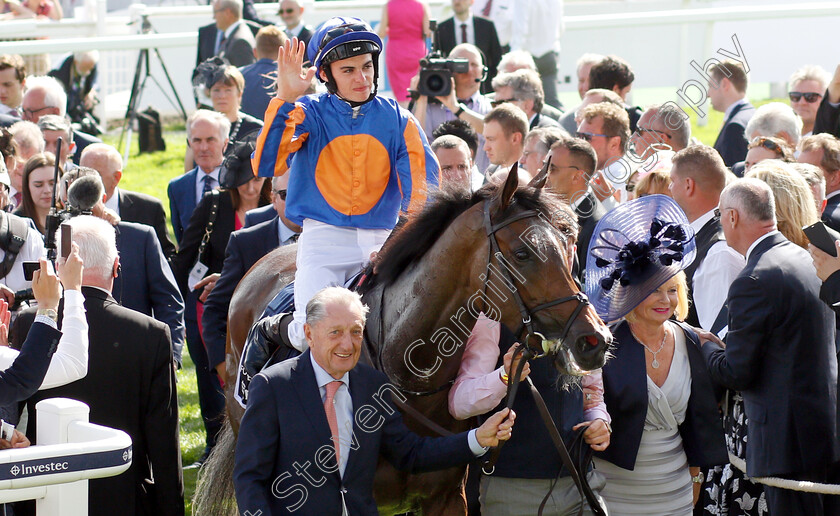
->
xmin=585 ymin=194 xmax=696 ymax=322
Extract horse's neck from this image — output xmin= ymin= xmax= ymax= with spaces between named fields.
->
xmin=374 ymin=213 xmax=489 ymax=389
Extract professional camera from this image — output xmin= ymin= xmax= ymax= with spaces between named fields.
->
xmin=416 ymin=20 xmax=469 ymax=97
xmin=417 ymin=56 xmax=469 ymax=97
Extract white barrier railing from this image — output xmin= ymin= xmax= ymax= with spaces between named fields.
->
xmin=0 ymin=398 xmax=132 ymax=516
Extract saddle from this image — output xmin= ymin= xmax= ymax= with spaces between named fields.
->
xmin=234 ymin=273 xmax=368 ymax=407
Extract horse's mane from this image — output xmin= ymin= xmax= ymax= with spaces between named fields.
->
xmin=359 ymin=183 xmax=577 ymax=294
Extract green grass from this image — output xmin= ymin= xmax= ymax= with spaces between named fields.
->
xmin=100 ymin=95 xmax=784 ymax=513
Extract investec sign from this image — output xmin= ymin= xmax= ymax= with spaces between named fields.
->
xmin=0 ymin=446 xmax=132 ymax=481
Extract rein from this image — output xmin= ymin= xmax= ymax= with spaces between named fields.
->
xmin=362 ymin=200 xmax=604 ymax=515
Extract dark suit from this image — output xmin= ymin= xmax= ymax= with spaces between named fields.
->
xmin=574 ymin=191 xmax=605 ymax=282
xmin=822 ymin=193 xmax=840 ymax=234
xmin=48 ymin=54 xmax=97 ymax=116
xmin=244 ymin=203 xmax=276 ymax=228
xmin=167 ymin=167 xmax=205 ymax=244
xmin=529 ymin=112 xmax=560 ymax=130
xmin=240 ymin=58 xmax=276 ymax=120
xmin=234 ymin=349 xmax=477 ymax=515
xmin=26 ymin=287 xmax=183 ymax=516
xmin=0 ymin=322 xmax=61 ymax=406
xmin=71 ymin=129 xmax=101 ymax=165
xmin=167 ymin=169 xmax=225 ymax=448
xmin=285 ymin=24 xmax=314 ymax=49
xmin=118 ymin=188 xmax=176 ymax=259
xmin=202 ymin=217 xmax=281 ymax=369
xmin=713 ymin=101 xmax=755 ymax=167
xmin=814 ymin=88 xmax=840 ymax=138
xmin=113 ymin=221 xmax=185 ymax=365
xmin=196 ymin=23 xmax=218 ymax=66
xmin=437 ymin=16 xmax=503 ymax=95
xmin=598 ymin=321 xmax=727 ymax=470
xmin=702 ymin=232 xmax=838 ymax=514
xmin=220 ymin=21 xmax=257 ymax=68
xmin=0 ymin=113 xmax=19 ymax=127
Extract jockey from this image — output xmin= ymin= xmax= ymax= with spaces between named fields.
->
xmin=252 ymin=17 xmax=438 ymax=350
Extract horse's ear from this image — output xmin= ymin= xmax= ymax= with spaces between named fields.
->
xmin=527 ymin=155 xmax=550 ymax=190
xmin=499 ymin=162 xmax=519 ymax=211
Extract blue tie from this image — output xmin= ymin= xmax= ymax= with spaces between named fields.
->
xmin=203 ymin=175 xmax=214 ymax=195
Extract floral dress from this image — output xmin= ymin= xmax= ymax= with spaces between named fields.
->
xmin=698 ymin=391 xmax=768 ymax=515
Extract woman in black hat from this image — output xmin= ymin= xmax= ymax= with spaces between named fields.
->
xmin=584 ymin=194 xmax=727 ymax=515
xmin=173 ymin=138 xmax=271 ymax=319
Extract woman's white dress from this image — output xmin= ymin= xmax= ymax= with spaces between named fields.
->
xmin=593 ymin=323 xmax=694 ymax=516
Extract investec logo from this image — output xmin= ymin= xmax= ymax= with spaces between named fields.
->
xmin=9 ymin=461 xmax=70 ymax=476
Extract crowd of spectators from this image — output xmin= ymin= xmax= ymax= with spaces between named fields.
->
xmin=2 ymin=2 xmax=840 ymax=515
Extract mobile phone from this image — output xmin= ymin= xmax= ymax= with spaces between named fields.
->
xmin=803 ymin=221 xmax=840 ymax=257
xmin=22 ymin=261 xmax=40 ymax=281
xmin=0 ymin=419 xmax=15 ymax=441
xmin=60 ymin=223 xmax=72 ymax=259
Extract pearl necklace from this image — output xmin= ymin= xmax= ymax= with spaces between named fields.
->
xmin=630 ymin=325 xmax=667 ymax=368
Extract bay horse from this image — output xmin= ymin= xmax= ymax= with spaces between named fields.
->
xmin=195 ymin=168 xmax=612 ymax=515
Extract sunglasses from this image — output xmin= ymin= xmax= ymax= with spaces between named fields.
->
xmin=490 ymin=98 xmax=515 ymax=107
xmin=278 ymin=8 xmax=296 ymax=14
xmin=273 ymin=189 xmax=287 ymax=201
xmin=752 ymin=137 xmax=783 ymax=155
xmin=576 ymin=131 xmax=609 ymax=142
xmin=636 ymin=126 xmax=671 ymax=139
xmin=788 ymin=91 xmax=822 ymax=103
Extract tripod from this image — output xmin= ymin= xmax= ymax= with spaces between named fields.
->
xmin=119 ymin=14 xmax=187 ymax=165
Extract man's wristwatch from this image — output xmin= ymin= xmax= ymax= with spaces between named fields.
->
xmin=454 ymin=104 xmax=466 ymax=118
xmin=37 ymin=308 xmax=58 ymax=322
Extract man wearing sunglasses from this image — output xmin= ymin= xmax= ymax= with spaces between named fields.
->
xmin=253 ymin=17 xmax=438 ymax=352
xmin=788 ymin=66 xmax=830 ymax=138
xmin=278 ymin=0 xmax=313 ymax=48
xmin=576 ymin=102 xmax=633 ymax=209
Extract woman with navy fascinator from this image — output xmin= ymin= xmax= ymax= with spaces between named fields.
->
xmin=584 ymin=194 xmax=727 ymax=515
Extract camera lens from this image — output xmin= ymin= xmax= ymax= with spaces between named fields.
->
xmin=425 ymin=74 xmax=445 ymax=95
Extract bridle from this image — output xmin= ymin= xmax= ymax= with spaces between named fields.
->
xmin=481 ymin=201 xmax=591 ymax=359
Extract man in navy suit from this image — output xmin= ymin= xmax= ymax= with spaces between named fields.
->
xmin=202 ymin=174 xmax=299 ymax=377
xmin=708 ymin=59 xmax=755 ymax=167
xmin=702 ymin=178 xmax=839 ymax=515
xmin=81 ymin=143 xmax=176 ymax=259
xmin=168 ymin=110 xmax=229 ymax=243
xmin=212 ymin=0 xmax=256 ymax=68
xmin=168 ymin=109 xmax=230 ymax=464
xmin=234 ymin=287 xmax=514 ymax=515
xmin=240 ymin=26 xmax=285 ymax=120
xmin=113 ymin=221 xmax=185 ymax=366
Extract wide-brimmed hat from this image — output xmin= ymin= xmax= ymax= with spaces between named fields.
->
xmin=585 ymin=194 xmax=696 ymax=322
xmin=219 ymin=135 xmax=258 ymax=189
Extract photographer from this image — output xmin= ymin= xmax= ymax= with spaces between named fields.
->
xmin=411 ymin=43 xmax=492 ymax=172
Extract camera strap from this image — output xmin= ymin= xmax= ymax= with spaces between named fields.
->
xmin=0 ymin=212 xmax=29 ymax=279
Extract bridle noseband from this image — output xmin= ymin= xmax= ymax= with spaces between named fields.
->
xmin=482 ymin=201 xmax=590 ymax=359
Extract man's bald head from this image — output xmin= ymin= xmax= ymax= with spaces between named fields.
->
xmin=80 ymin=143 xmax=123 ymax=201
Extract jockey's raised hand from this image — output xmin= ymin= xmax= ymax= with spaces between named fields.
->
xmin=276 ymin=37 xmax=316 ymax=103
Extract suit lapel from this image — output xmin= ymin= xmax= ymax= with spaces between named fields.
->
xmin=747 ymin=232 xmax=785 ymax=266
xmin=343 ymin=366 xmax=374 ymax=479
xmin=268 ymin=218 xmax=280 ymax=248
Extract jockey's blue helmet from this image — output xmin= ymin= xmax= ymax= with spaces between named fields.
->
xmin=308 ymin=17 xmax=382 ymax=100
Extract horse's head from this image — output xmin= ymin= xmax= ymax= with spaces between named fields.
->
xmin=483 ymin=163 xmax=612 ymax=377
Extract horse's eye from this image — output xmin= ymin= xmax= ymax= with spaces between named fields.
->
xmin=513 ymin=248 xmax=530 ymax=261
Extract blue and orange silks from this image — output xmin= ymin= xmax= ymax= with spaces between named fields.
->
xmin=252 ymin=93 xmax=439 ymax=230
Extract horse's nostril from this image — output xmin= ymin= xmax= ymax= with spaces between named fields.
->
xmin=585 ymin=335 xmax=599 ymax=348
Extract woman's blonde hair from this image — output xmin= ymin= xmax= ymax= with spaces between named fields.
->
xmin=634 ymin=168 xmax=672 ymax=198
xmin=746 ymin=161 xmax=817 ymax=249
xmin=625 ymin=271 xmax=689 ymax=323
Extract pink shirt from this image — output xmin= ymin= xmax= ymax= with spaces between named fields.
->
xmin=449 ymin=314 xmax=611 ymax=423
